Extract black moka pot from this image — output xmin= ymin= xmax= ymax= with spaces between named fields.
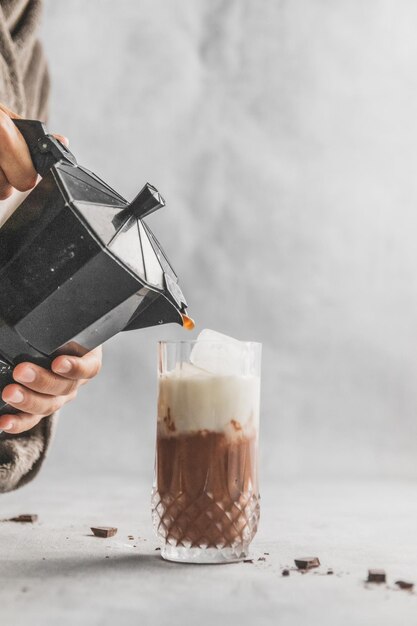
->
xmin=0 ymin=119 xmax=189 ymax=415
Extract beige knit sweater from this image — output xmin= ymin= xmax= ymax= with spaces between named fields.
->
xmin=0 ymin=0 xmax=55 ymax=493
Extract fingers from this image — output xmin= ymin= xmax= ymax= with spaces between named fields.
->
xmin=0 ymin=103 xmax=69 ymax=196
xmin=0 ymin=347 xmax=102 ymax=435
xmin=13 ymin=362 xmax=80 ymax=396
xmin=51 ymin=346 xmax=102 ymax=381
xmin=0 ymin=412 xmax=43 ymax=435
xmin=0 ymin=110 xmax=37 ymax=191
xmin=1 ymin=383 xmax=77 ymax=418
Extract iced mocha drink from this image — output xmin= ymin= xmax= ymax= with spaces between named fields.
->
xmin=152 ymin=332 xmax=261 ymax=563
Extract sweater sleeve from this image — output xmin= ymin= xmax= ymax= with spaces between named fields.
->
xmin=0 ymin=413 xmax=57 ymax=493
xmin=0 ymin=2 xmax=55 ymax=492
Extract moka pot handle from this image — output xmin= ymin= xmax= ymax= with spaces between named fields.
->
xmin=12 ymin=118 xmax=77 ymax=177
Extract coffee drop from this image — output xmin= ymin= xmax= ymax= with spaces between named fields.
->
xmin=181 ymin=314 xmax=195 ymax=330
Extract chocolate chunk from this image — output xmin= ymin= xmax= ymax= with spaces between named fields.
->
xmin=91 ymin=526 xmax=118 ymax=538
xmin=243 ymin=559 xmax=254 ymax=563
xmin=294 ymin=557 xmax=320 ymax=570
xmin=395 ymin=580 xmax=414 ymax=590
xmin=7 ymin=514 xmax=38 ymax=523
xmin=282 ymin=569 xmax=290 ymax=576
xmin=367 ymin=569 xmax=386 ymax=583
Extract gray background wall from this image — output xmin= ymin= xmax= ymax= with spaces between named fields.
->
xmin=41 ymin=0 xmax=417 ymax=482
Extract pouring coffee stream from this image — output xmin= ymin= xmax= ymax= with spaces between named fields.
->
xmin=0 ymin=119 xmax=192 ymax=415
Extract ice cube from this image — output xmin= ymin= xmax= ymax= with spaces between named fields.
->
xmin=170 ymin=362 xmax=207 ymax=378
xmin=190 ymin=329 xmax=248 ymax=376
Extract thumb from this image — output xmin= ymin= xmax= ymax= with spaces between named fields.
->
xmin=0 ymin=104 xmax=69 ymax=147
xmin=53 ymin=133 xmax=69 ymax=148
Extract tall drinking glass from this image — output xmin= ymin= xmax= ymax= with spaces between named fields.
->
xmin=152 ymin=340 xmax=261 ymax=563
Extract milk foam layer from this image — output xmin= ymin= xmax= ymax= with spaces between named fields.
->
xmin=158 ymin=364 xmax=260 ymax=435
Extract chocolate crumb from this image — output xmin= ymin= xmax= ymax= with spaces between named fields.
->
xmin=367 ymin=569 xmax=386 ymax=583
xmin=294 ymin=557 xmax=320 ymax=570
xmin=327 ymin=569 xmax=334 ymax=575
xmin=105 ymin=556 xmax=110 ymax=559
xmin=258 ymin=557 xmax=266 ymax=561
xmin=7 ymin=514 xmax=38 ymax=523
xmin=243 ymin=559 xmax=254 ymax=563
xmin=155 ymin=547 xmax=161 ymax=551
xmin=264 ymin=552 xmax=270 ymax=556
xmin=395 ymin=580 xmax=414 ymax=590
xmin=91 ymin=526 xmax=118 ymax=538
xmin=282 ymin=569 xmax=290 ymax=576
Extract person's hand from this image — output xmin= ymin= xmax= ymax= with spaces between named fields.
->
xmin=0 ymin=347 xmax=102 ymax=434
xmin=0 ymin=102 xmax=68 ymax=199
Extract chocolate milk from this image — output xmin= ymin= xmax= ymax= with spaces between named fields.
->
xmin=152 ymin=364 xmax=260 ymax=556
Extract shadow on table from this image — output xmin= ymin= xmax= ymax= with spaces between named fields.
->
xmin=5 ymin=553 xmax=183 ymax=580
xmin=5 ymin=552 xmax=229 ymax=581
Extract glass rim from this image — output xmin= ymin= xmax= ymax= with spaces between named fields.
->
xmin=158 ymin=339 xmax=262 ymax=348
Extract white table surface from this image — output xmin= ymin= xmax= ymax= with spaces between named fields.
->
xmin=1 ymin=473 xmax=416 ymax=626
